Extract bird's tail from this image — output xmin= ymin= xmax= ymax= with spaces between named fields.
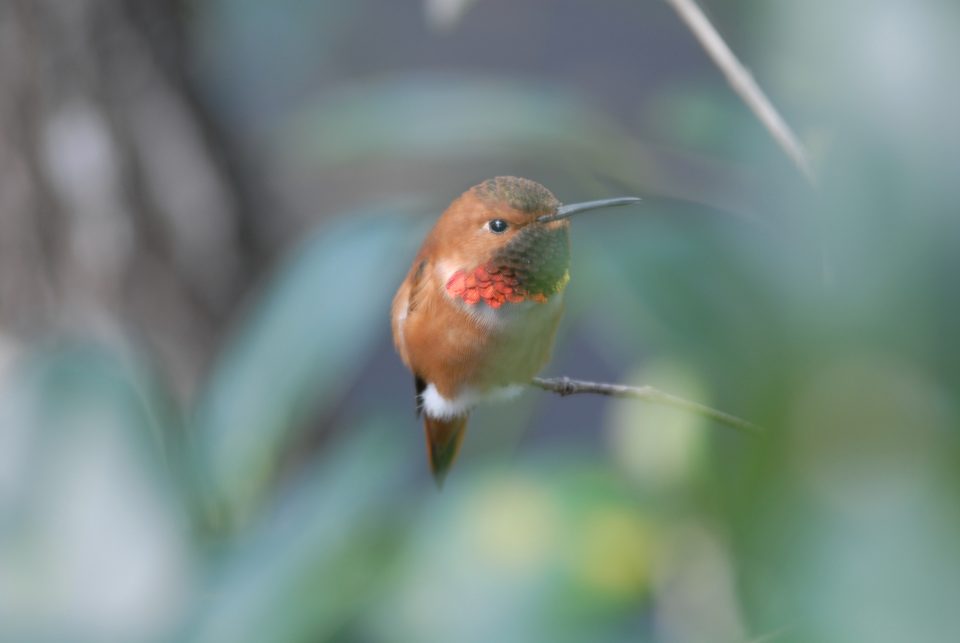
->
xmin=423 ymin=413 xmax=468 ymax=487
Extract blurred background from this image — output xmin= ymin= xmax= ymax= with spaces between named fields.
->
xmin=1 ymin=0 xmax=959 ymax=641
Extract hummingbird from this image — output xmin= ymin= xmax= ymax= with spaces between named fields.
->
xmin=391 ymin=177 xmax=639 ymax=485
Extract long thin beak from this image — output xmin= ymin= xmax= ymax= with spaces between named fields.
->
xmin=537 ymin=196 xmax=641 ymax=223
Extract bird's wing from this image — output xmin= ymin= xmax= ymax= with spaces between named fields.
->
xmin=406 ymin=258 xmax=429 ymax=314
xmin=391 ymin=258 xmax=428 ymax=362
xmin=392 ymin=258 xmax=432 ymax=415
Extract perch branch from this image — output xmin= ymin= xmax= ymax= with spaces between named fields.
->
xmin=531 ymin=376 xmax=761 ymax=435
xmin=665 ymin=0 xmax=816 ymax=185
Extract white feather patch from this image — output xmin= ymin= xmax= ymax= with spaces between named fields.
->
xmin=421 ymin=383 xmax=525 ymax=419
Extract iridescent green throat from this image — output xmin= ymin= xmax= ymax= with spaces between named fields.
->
xmin=446 ymin=225 xmax=570 ymax=309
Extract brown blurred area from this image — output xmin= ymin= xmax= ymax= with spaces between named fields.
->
xmin=0 ymin=0 xmax=269 ymax=396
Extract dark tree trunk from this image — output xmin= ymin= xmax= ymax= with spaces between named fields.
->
xmin=0 ymin=0 xmax=265 ymax=396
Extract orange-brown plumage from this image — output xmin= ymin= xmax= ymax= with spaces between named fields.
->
xmin=392 ymin=177 xmax=639 ymax=484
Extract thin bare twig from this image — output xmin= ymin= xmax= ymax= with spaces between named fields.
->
xmin=665 ymin=0 xmax=816 ymax=185
xmin=532 ymin=376 xmax=762 ymax=435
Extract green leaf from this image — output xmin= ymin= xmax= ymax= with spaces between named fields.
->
xmin=184 ymin=422 xmax=413 ymax=643
xmin=281 ymin=75 xmax=636 ymax=169
xmin=193 ymin=205 xmax=426 ymax=525
xmin=0 ymin=345 xmax=190 ymax=642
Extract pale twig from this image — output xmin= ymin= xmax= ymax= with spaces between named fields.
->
xmin=531 ymin=376 xmax=762 ymax=435
xmin=665 ymin=0 xmax=816 ymax=185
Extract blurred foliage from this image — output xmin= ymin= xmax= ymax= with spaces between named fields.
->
xmin=193 ymin=207 xmax=425 ymax=524
xmin=2 ymin=1 xmax=960 ymax=642
xmin=282 ymin=76 xmax=636 ymax=167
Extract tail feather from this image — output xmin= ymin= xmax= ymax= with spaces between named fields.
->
xmin=424 ymin=414 xmax=468 ymax=487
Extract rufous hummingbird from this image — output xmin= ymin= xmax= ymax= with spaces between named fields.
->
xmin=392 ymin=177 xmax=639 ymax=485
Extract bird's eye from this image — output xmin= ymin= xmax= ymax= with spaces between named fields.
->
xmin=488 ymin=219 xmax=508 ymax=233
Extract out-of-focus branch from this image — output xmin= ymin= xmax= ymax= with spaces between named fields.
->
xmin=531 ymin=376 xmax=761 ymax=435
xmin=665 ymin=0 xmax=816 ymax=186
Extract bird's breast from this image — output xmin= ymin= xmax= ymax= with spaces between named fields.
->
xmin=396 ymin=251 xmax=566 ymax=400
xmin=461 ymin=289 xmax=565 ymax=390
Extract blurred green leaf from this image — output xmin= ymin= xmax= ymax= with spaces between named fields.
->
xmin=363 ymin=462 xmax=656 ymax=643
xmin=194 ymin=0 xmax=362 ymax=124
xmin=185 ymin=421 xmax=413 ymax=643
xmin=193 ymin=206 xmax=425 ymax=525
xmin=0 ymin=346 xmax=190 ymax=642
xmin=643 ymin=84 xmax=757 ymax=158
xmin=279 ymin=74 xmax=771 ymax=222
xmin=281 ymin=75 xmax=641 ymax=169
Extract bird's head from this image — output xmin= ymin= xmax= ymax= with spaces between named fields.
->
xmin=429 ymin=176 xmax=639 ymax=308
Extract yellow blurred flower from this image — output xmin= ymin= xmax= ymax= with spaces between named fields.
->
xmin=463 ymin=476 xmax=559 ymax=574
xmin=575 ymin=508 xmax=652 ymax=598
xmin=607 ymin=361 xmax=708 ymax=489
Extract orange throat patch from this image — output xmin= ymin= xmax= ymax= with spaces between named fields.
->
xmin=446 ymin=265 xmax=550 ymax=309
